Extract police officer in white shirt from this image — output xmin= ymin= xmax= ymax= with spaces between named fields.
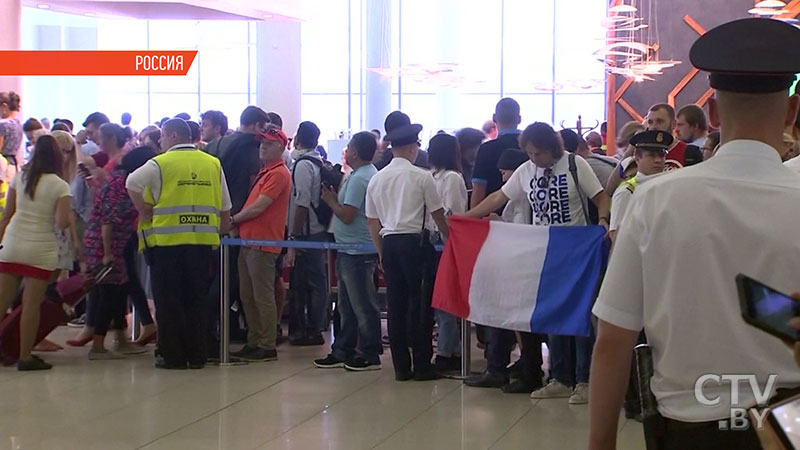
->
xmin=366 ymin=111 xmax=449 ymax=382
xmin=609 ymin=130 xmax=670 ymax=243
xmin=589 ymin=18 xmax=800 ymax=450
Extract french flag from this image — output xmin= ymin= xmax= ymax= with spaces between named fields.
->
xmin=432 ymin=217 xmax=608 ymax=337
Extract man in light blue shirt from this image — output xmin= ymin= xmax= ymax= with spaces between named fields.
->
xmin=313 ymin=131 xmax=381 ymax=371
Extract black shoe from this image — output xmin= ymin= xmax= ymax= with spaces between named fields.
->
xmin=292 ymin=334 xmax=325 ymax=346
xmin=508 ymin=359 xmax=523 ymax=380
xmin=344 ymin=356 xmax=381 ymax=372
xmin=241 ymin=348 xmax=277 ymax=362
xmin=381 ymin=335 xmax=390 ymax=346
xmin=154 ymin=357 xmax=187 ymax=370
xmin=231 ymin=345 xmax=256 ymax=358
xmin=414 ymin=371 xmax=443 ymax=381
xmin=189 ymin=362 xmax=205 ymax=370
xmin=230 ymin=344 xmax=256 ymax=358
xmin=276 ymin=335 xmax=289 ymax=346
xmin=501 ymin=380 xmax=541 ymax=394
xmin=464 ymin=370 xmax=508 ymax=388
xmin=395 ymin=372 xmax=414 ymax=381
xmin=434 ymin=355 xmax=462 ymax=374
xmin=314 ymin=354 xmax=345 ymax=368
xmin=17 ymin=356 xmax=52 ymax=371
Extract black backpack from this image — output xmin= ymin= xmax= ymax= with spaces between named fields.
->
xmin=291 ymin=156 xmax=344 ymax=231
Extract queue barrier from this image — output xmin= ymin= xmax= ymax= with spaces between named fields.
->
xmin=216 ymin=238 xmax=472 ymax=377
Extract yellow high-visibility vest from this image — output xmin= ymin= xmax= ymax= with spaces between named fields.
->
xmin=139 ymin=149 xmax=222 ymax=249
xmin=0 ymin=155 xmax=8 ymax=221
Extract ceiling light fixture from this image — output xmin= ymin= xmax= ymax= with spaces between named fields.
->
xmin=263 ymin=14 xmax=273 ymax=19
xmin=755 ymin=0 xmax=787 ymax=7
xmin=37 ymin=4 xmax=50 ymax=9
xmin=84 ymin=12 xmax=95 ymax=17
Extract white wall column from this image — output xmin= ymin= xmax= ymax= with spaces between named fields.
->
xmin=365 ymin=0 xmax=392 ymax=133
xmin=256 ymin=20 xmax=301 ymax=135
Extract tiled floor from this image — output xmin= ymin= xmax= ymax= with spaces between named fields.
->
xmin=0 ymin=328 xmax=644 ymax=450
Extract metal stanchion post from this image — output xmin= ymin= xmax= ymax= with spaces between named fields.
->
xmin=131 ymin=306 xmax=140 ymax=341
xmin=461 ymin=318 xmax=471 ymax=378
xmin=220 ymin=244 xmax=230 ymax=364
xmin=214 ymin=243 xmax=246 ymax=367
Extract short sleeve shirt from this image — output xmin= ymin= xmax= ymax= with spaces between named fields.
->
xmin=472 ymin=130 xmax=521 ymax=195
xmin=501 ymin=155 xmax=603 ymax=226
xmin=239 ymin=159 xmax=292 ymax=254
xmin=333 ymin=164 xmax=378 ymax=254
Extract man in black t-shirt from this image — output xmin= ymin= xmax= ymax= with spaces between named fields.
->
xmin=470 ymin=98 xmax=522 ymax=209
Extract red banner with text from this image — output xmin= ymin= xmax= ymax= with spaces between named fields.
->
xmin=0 ymin=51 xmax=198 ymax=76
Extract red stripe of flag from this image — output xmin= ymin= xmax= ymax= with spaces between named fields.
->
xmin=432 ymin=216 xmax=491 ymax=319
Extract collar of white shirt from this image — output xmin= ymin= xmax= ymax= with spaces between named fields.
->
xmin=713 ymin=139 xmax=783 ymax=165
xmin=388 ymin=156 xmax=414 ymax=168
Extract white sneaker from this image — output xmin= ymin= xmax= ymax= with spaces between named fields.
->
xmin=88 ymin=349 xmax=125 ymax=360
xmin=531 ymin=379 xmax=573 ymax=399
xmin=114 ymin=342 xmax=149 ymax=355
xmin=569 ymin=383 xmax=590 ymax=404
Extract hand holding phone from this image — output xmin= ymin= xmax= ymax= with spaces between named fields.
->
xmin=737 ymin=274 xmax=800 ymax=343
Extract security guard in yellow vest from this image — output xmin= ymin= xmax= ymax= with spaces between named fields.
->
xmin=127 ymin=119 xmax=232 ymax=370
xmin=608 ymin=130 xmax=670 ymax=243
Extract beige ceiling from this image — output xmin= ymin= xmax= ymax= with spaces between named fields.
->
xmin=21 ymin=0 xmax=317 ymax=20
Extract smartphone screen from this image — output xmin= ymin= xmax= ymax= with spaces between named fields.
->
xmin=739 ymin=275 xmax=800 ymax=341
xmin=770 ymin=398 xmax=800 ymax=449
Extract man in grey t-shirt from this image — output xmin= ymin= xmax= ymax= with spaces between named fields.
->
xmin=286 ymin=121 xmax=329 ymax=346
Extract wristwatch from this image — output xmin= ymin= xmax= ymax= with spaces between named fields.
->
xmin=287 ymin=235 xmax=296 ymax=241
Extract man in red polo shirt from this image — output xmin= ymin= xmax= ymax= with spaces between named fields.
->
xmin=645 ymin=103 xmax=703 ymax=171
xmin=228 ymin=126 xmax=292 ymax=362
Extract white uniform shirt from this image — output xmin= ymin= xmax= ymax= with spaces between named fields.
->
xmin=126 ymin=144 xmax=232 ymax=211
xmin=609 ymin=171 xmax=664 ymax=232
xmin=784 ymin=155 xmax=800 ymax=174
xmin=593 ymin=140 xmax=800 ymax=422
xmin=365 ymin=157 xmax=443 ymax=237
xmin=501 ymin=156 xmax=603 ymax=226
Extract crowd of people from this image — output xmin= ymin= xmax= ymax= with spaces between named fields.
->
xmin=2 ymin=18 xmax=800 ymax=450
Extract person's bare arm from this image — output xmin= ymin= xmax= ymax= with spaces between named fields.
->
xmin=290 ymin=206 xmax=308 ymax=237
xmin=470 ymin=182 xmax=487 ymax=209
xmin=127 ymin=189 xmax=153 ymax=222
xmin=233 ymin=195 xmax=275 ymax=224
xmin=431 ymin=209 xmax=449 ymax=239
xmin=591 ymin=191 xmax=611 ymax=232
xmin=220 ymin=210 xmax=232 ymax=235
xmin=54 ymin=196 xmax=71 ymax=230
xmin=463 ymin=189 xmax=509 ymax=219
xmin=368 ymin=218 xmax=383 ymax=262
xmin=588 ymin=319 xmax=641 ymax=450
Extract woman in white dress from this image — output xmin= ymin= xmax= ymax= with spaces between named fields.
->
xmin=0 ymin=135 xmax=71 ymax=370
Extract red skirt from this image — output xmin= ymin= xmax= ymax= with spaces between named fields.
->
xmin=0 ymin=262 xmax=54 ymax=280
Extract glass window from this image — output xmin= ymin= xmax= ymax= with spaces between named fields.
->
xmin=199 ymin=94 xmax=249 ymax=125
xmin=553 ymin=93 xmax=606 ymax=131
xmin=149 ymin=93 xmax=200 ymax=123
xmin=301 ymin=0 xmax=349 ymax=94
xmin=301 ymin=94 xmax=350 ymax=141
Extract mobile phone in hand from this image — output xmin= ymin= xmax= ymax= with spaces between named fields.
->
xmin=737 ymin=274 xmax=800 ymax=343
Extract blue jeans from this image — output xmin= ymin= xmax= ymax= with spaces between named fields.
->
xmin=331 ymin=253 xmax=381 ymax=364
xmin=548 ymin=333 xmax=595 ymax=386
xmin=288 ymin=232 xmax=329 ymax=337
xmin=434 ymin=310 xmax=460 ymax=357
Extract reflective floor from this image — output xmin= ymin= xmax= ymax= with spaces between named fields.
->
xmin=0 ymin=327 xmax=644 ymax=450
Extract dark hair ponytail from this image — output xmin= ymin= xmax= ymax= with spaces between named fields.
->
xmin=25 ymin=135 xmax=64 ymax=200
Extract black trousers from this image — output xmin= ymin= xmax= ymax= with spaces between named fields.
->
xmin=658 ymin=419 xmax=761 ymax=450
xmin=383 ymin=234 xmax=434 ymax=377
xmin=123 ymin=233 xmax=153 ymax=326
xmin=151 ymin=245 xmax=213 ymax=365
xmin=95 ymin=284 xmax=127 ymax=336
xmin=487 ymin=327 xmax=544 ymax=386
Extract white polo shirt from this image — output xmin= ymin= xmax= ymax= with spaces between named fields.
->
xmin=365 ymin=157 xmax=443 ymax=237
xmin=594 ymin=140 xmax=800 ymax=422
xmin=785 ymin=155 xmax=800 ymax=174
